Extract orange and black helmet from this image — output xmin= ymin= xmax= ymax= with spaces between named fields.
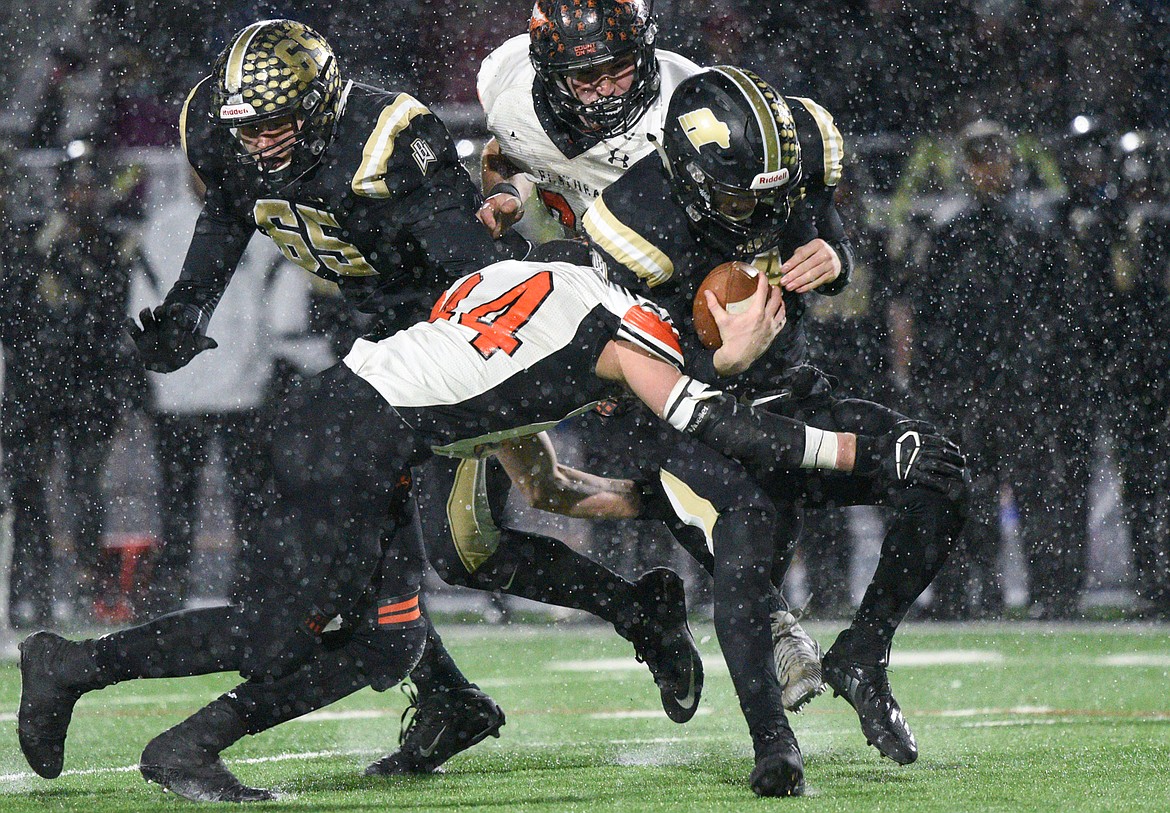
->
xmin=529 ymin=0 xmax=660 ymax=139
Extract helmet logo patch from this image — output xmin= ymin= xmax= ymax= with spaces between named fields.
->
xmin=678 ymin=108 xmax=730 ymax=151
xmin=749 ymin=168 xmax=789 ymax=190
xmin=220 ymin=103 xmax=258 ymax=120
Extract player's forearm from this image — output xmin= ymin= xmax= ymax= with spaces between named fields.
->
xmin=536 ymin=465 xmax=642 ymax=519
xmin=495 ymin=434 xmax=641 ymax=519
xmin=164 ymin=206 xmax=251 ymax=332
xmin=481 ymin=138 xmax=534 ymax=200
xmin=661 ymin=377 xmax=856 ymax=474
xmin=604 ymin=341 xmax=856 ymax=474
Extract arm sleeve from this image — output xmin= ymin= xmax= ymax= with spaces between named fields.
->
xmin=393 ymin=160 xmax=519 ymax=279
xmin=161 ymin=184 xmax=253 ymax=332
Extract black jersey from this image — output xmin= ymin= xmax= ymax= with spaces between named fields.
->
xmin=170 ymin=78 xmax=522 ymax=338
xmin=583 ymin=96 xmax=848 ymax=396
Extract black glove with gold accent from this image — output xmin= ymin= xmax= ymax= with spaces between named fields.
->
xmin=126 ymin=304 xmax=218 ymax=373
xmin=854 ymin=420 xmax=967 ymax=498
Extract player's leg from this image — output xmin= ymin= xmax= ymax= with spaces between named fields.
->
xmin=365 ymin=501 xmax=505 ymax=776
xmin=649 ymin=430 xmax=824 ymax=712
xmin=20 ymin=364 xmax=428 ymax=780
xmin=777 ymin=391 xmax=967 ymax=763
xmin=141 ymin=510 xmax=430 ymax=802
xmin=414 ymin=455 xmax=701 ymax=724
xmin=709 ymin=505 xmax=804 ymax=797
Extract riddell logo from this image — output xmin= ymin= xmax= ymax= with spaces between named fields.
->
xmin=574 ymin=43 xmax=598 ymax=56
xmin=219 ymin=103 xmax=257 ymax=119
xmin=750 ymin=168 xmax=790 ymax=190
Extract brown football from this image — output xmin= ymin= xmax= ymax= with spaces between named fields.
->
xmin=692 ymin=261 xmax=760 ymax=349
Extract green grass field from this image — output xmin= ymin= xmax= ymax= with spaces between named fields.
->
xmin=1 ymin=622 xmax=1168 ymax=812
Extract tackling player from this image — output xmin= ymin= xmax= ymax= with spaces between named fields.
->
xmin=466 ymin=0 xmax=827 ymax=716
xmin=582 ymin=67 xmax=969 ymax=768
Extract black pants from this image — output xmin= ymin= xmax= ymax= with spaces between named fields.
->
xmin=711 ymin=370 xmax=966 ymax=739
xmin=97 ymin=365 xmax=432 ymax=733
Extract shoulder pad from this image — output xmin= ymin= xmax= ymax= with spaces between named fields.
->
xmin=179 ymin=76 xmax=220 ymax=176
xmin=350 ymin=92 xmax=434 ymax=199
xmin=583 ymin=161 xmax=677 ymax=288
xmin=478 ymin=34 xmax=531 ymax=114
xmin=788 ymin=97 xmax=845 ymax=189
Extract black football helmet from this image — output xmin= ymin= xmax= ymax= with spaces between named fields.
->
xmin=529 ymin=0 xmax=660 ymax=140
xmin=661 ymin=67 xmax=802 ymax=256
xmin=209 ymin=19 xmax=342 ymax=190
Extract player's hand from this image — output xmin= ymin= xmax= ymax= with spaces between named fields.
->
xmin=853 ymin=420 xmax=967 ymax=498
xmin=126 ymin=305 xmax=218 ymax=373
xmin=773 ymin=238 xmax=840 ymax=293
xmin=477 ymin=193 xmax=525 ymax=238
xmin=709 ymin=271 xmax=786 ymax=376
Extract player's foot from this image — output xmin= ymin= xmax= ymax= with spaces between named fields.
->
xmin=749 ymin=724 xmax=806 ymax=797
xmin=623 ymin=567 xmax=704 ymax=723
xmin=19 ymin=631 xmax=102 ymax=779
xmin=771 ymin=610 xmax=825 ymax=712
xmin=365 ymin=684 xmax=505 ymax=775
xmin=140 ymin=727 xmax=274 ymax=803
xmin=822 ymin=640 xmax=918 ymax=764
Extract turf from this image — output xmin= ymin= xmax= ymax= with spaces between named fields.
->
xmin=2 ymin=622 xmax=1168 ymax=811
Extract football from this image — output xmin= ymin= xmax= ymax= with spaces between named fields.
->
xmin=692 ymin=261 xmax=761 ymax=349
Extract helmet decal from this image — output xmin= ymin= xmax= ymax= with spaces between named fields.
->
xmin=749 ymin=167 xmax=790 ymax=190
xmin=678 ymin=108 xmax=731 ymax=151
xmin=224 ymin=20 xmax=267 ymax=95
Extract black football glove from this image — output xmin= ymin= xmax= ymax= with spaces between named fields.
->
xmin=126 ymin=304 xmax=218 ymax=373
xmin=854 ymin=420 xmax=967 ymax=498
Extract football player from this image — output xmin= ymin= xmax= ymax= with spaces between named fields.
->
xmin=14 ymin=19 xmax=703 ymax=800
xmin=469 ymin=0 xmax=826 ymax=716
xmin=19 ymin=246 xmax=964 ymax=800
xmin=582 ymin=67 xmax=969 ymax=768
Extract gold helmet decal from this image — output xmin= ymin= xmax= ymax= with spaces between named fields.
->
xmin=216 ymin=19 xmax=338 ymax=121
xmin=678 ymin=108 xmax=731 ymax=151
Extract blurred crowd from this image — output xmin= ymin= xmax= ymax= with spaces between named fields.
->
xmin=0 ymin=0 xmax=1167 ymax=626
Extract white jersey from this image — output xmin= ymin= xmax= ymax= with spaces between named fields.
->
xmin=478 ymin=35 xmax=701 ymax=236
xmin=343 ymin=258 xmax=682 ymax=456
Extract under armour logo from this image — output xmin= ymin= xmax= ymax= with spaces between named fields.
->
xmin=894 ymin=430 xmax=922 ymax=481
xmin=607 ymin=148 xmax=630 ymax=168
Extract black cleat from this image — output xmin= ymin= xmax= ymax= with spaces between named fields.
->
xmin=365 ymin=684 xmax=505 ymax=775
xmin=822 ymin=645 xmax=918 ymax=765
xmin=140 ymin=729 xmax=275 ymax=803
xmin=749 ymin=725 xmax=806 ymax=797
xmin=623 ymin=568 xmax=704 ymax=723
xmin=19 ymin=632 xmax=100 ymax=779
